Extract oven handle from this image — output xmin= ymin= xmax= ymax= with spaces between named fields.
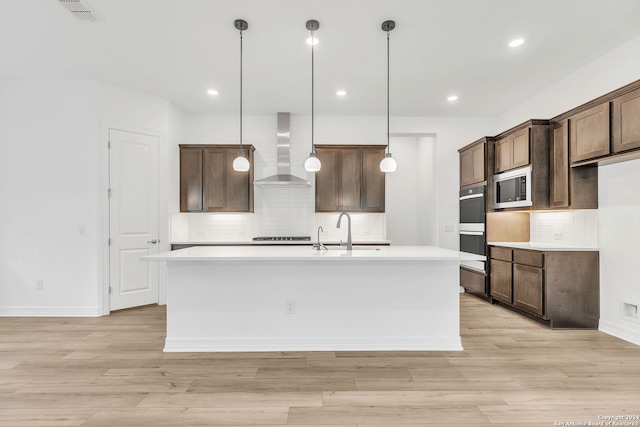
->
xmin=460 ymin=231 xmax=484 ymax=236
xmin=459 ymin=193 xmax=484 ymax=201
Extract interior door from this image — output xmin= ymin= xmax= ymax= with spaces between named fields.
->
xmin=109 ymin=129 xmax=159 ymax=311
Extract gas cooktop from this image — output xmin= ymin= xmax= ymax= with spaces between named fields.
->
xmin=252 ymin=236 xmax=311 ymax=241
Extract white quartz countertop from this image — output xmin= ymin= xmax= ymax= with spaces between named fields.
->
xmin=145 ymin=245 xmax=485 ymax=262
xmin=488 ymin=242 xmax=599 ymax=251
xmin=170 ymin=239 xmax=392 ymax=246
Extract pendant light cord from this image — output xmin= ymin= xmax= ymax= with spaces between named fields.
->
xmin=239 ymin=28 xmax=244 ymax=157
xmin=311 ymin=29 xmax=315 ymax=154
xmin=386 ymin=30 xmax=390 ymax=155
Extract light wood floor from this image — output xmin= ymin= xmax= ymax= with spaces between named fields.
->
xmin=1 ymin=294 xmax=639 ymax=426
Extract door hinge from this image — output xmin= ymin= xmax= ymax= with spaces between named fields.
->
xmin=108 ymin=238 xmax=111 ymax=246
xmin=109 ymin=286 xmax=112 ymax=294
xmin=108 ymin=188 xmax=112 ymax=198
xmin=107 ymin=140 xmax=111 ymax=149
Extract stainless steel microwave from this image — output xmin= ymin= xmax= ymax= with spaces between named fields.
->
xmin=493 ymin=166 xmax=532 ymax=209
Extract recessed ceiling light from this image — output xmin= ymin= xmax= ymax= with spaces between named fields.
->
xmin=447 ymin=95 xmax=458 ymax=102
xmin=207 ymin=89 xmax=218 ymax=96
xmin=508 ymin=38 xmax=525 ymax=48
xmin=306 ymin=37 xmax=319 ymax=46
xmin=336 ymin=90 xmax=347 ymax=96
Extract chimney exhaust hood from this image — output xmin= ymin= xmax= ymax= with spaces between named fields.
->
xmin=254 ymin=112 xmax=311 ymax=188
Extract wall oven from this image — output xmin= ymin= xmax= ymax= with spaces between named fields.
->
xmin=459 ymin=185 xmax=486 ymax=272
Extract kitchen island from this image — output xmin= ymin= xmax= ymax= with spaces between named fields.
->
xmin=145 ymin=246 xmax=484 ymax=352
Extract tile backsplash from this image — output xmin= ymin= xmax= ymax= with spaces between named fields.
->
xmin=171 ymin=187 xmax=386 ymax=242
xmin=530 ymin=210 xmax=598 ymax=247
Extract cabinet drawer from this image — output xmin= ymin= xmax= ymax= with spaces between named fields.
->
xmin=491 ymin=246 xmax=512 ymax=262
xmin=513 ymin=250 xmax=544 ymax=268
xmin=460 ymin=267 xmax=486 ymax=294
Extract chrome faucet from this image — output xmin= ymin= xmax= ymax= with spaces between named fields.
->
xmin=313 ymin=226 xmax=327 ymax=251
xmin=336 ymin=212 xmax=353 ymax=250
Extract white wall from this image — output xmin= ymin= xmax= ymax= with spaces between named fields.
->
xmin=0 ymin=80 xmax=175 ymax=315
xmin=598 ymin=159 xmax=640 ymax=345
xmin=386 ymin=136 xmax=437 ymax=245
xmin=491 ymin=33 xmax=640 ymax=344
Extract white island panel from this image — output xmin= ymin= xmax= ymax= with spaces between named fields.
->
xmin=147 ymin=246 xmax=483 ymax=352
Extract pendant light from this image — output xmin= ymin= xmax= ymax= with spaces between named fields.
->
xmin=304 ymin=19 xmax=321 ymax=172
xmin=232 ymin=19 xmax=250 ymax=172
xmin=379 ymin=20 xmax=397 ymax=173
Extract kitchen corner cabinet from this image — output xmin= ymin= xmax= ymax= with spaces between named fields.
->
xmin=315 ymin=145 xmax=385 ymax=213
xmin=569 ymin=102 xmax=610 ymax=164
xmin=179 ymin=144 xmax=255 ymax=213
xmin=488 ymin=245 xmax=599 ymax=329
xmin=612 ymin=86 xmax=640 ymax=154
xmin=458 ymin=139 xmax=487 ymax=188
xmin=550 ymin=120 xmax=598 ymax=209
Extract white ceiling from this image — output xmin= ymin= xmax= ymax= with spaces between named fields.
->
xmin=3 ymin=0 xmax=640 ymax=117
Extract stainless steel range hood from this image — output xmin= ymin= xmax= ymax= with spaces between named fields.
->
xmin=254 ymin=112 xmax=311 ymax=188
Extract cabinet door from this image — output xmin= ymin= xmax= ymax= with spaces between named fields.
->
xmin=459 ymin=148 xmax=473 ymax=187
xmin=494 ymin=137 xmax=512 ymax=173
xmin=203 ymin=148 xmax=225 ymax=211
xmin=361 ymin=148 xmax=385 ymax=212
xmin=550 ymin=120 xmax=569 ymax=208
xmin=180 ymin=147 xmax=203 ymax=212
xmin=339 ymin=149 xmax=362 ymax=211
xmin=612 ymin=87 xmax=640 ymax=154
xmin=513 ymin=264 xmax=544 ymax=316
xmin=490 ymin=259 xmax=512 ymax=303
xmin=315 ymin=148 xmax=340 ymax=212
xmin=225 ymin=148 xmax=252 ymax=212
xmin=460 ymin=143 xmax=485 ymax=187
xmin=570 ymin=103 xmax=610 ymax=163
xmin=511 ymin=128 xmax=530 ymax=169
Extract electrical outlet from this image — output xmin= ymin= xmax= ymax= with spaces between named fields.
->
xmin=79 ymin=225 xmax=86 ymax=235
xmin=286 ymin=300 xmax=295 ymax=314
xmin=553 ymin=232 xmax=563 ymax=240
xmin=239 ymin=230 xmax=246 ymax=237
xmin=623 ymin=302 xmax=638 ymax=320
xmin=444 ymin=224 xmax=455 ymax=232
xmin=35 ymin=280 xmax=43 ymax=290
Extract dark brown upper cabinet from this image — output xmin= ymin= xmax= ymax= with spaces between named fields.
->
xmin=490 ymin=120 xmax=550 ymax=211
xmin=612 ymin=86 xmax=640 ymax=154
xmin=569 ymin=102 xmax=610 ymax=164
xmin=179 ymin=144 xmax=255 ymax=213
xmin=315 ymin=145 xmax=385 ymax=213
xmin=550 ymin=120 xmax=598 ymax=209
xmin=494 ymin=127 xmax=530 ymax=173
xmin=458 ymin=139 xmax=487 ymax=188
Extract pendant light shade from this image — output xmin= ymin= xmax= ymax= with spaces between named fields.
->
xmin=233 ymin=19 xmax=250 ymax=172
xmin=304 ymin=19 xmax=321 ymax=173
xmin=380 ymin=153 xmax=397 ymax=172
xmin=232 ymin=154 xmax=250 ymax=172
xmin=380 ymin=20 xmax=397 ymax=173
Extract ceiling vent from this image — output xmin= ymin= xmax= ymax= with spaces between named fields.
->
xmin=58 ymin=0 xmax=103 ymax=22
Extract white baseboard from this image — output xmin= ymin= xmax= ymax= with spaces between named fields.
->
xmin=164 ymin=336 xmax=464 ymax=352
xmin=599 ymin=319 xmax=640 ymax=346
xmin=0 ymin=306 xmax=102 ymax=317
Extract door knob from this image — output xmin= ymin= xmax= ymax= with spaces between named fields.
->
xmin=147 ymin=239 xmax=158 ymax=244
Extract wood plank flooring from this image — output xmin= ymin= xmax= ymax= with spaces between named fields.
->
xmin=1 ymin=294 xmax=639 ymax=426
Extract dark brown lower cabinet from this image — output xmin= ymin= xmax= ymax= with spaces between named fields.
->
xmin=489 ymin=259 xmax=512 ymax=303
xmin=460 ymin=267 xmax=487 ymax=297
xmin=513 ymin=264 xmax=543 ymax=316
xmin=488 ymin=245 xmax=599 ymax=329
